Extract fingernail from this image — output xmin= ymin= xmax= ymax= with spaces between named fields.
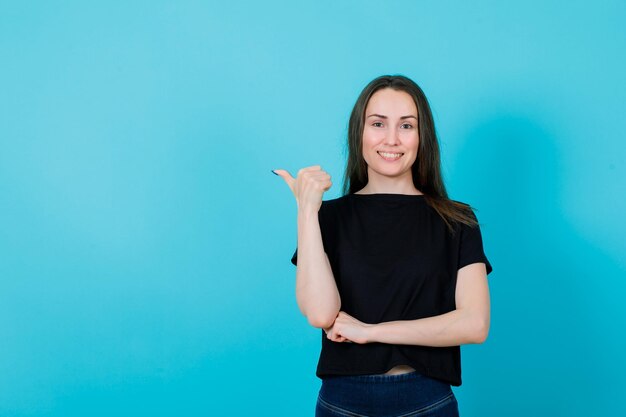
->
xmin=271 ymin=170 xmax=278 ymax=175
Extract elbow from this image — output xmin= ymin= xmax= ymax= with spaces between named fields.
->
xmin=298 ymin=291 xmax=341 ymax=330
xmin=307 ymin=313 xmax=338 ymax=330
xmin=471 ymin=318 xmax=490 ymax=344
xmin=297 ymin=302 xmax=339 ymax=329
xmin=306 ymin=303 xmax=340 ymax=329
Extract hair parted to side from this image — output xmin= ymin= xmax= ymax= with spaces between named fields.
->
xmin=341 ymin=74 xmax=478 ymax=232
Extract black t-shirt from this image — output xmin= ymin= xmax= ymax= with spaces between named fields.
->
xmin=290 ymin=193 xmax=493 ymax=386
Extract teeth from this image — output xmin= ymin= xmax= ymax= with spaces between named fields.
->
xmin=378 ymin=151 xmax=403 ymax=158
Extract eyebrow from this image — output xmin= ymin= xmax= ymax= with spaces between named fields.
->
xmin=366 ymin=114 xmax=418 ymax=120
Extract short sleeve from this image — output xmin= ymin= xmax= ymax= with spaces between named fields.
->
xmin=458 ymin=211 xmax=493 ymax=275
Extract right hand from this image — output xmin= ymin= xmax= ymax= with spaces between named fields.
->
xmin=273 ymin=165 xmax=332 ymax=212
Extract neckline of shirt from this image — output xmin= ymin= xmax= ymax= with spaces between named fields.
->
xmin=349 ymin=193 xmax=426 ymax=200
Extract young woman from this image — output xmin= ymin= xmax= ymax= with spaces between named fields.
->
xmin=273 ymin=75 xmax=493 ymax=417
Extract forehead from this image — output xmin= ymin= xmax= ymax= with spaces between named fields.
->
xmin=366 ymin=88 xmax=417 ymax=115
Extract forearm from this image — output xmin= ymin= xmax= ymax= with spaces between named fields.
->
xmin=295 ymin=209 xmax=341 ymax=328
xmin=368 ymin=308 xmax=488 ymax=347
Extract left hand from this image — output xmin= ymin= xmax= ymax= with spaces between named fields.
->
xmin=324 ymin=311 xmax=374 ymax=344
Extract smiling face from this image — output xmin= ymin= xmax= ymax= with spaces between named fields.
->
xmin=361 ymin=88 xmax=419 ymax=189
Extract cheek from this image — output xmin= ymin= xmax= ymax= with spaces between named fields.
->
xmin=406 ymin=134 xmax=419 ymax=153
xmin=403 ymin=136 xmax=419 ymax=164
xmin=362 ymin=130 xmax=379 ymax=147
xmin=361 ymin=132 xmax=379 ymax=160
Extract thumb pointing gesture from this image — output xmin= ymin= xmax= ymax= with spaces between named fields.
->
xmin=273 ymin=165 xmax=331 ymax=212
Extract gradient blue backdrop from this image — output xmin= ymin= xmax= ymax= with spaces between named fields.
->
xmin=1 ymin=1 xmax=625 ymax=416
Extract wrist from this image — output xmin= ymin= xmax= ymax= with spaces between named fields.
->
xmin=365 ymin=323 xmax=379 ymax=344
xmin=297 ymin=206 xmax=319 ymax=220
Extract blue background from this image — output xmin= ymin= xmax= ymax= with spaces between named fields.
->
xmin=1 ymin=1 xmax=625 ymax=416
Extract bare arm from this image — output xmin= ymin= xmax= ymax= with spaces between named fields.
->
xmin=274 ymin=166 xmax=341 ymax=330
xmin=326 ymin=262 xmax=490 ymax=345
xmin=295 ymin=208 xmax=341 ymax=329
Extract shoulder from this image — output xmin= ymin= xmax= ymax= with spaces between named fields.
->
xmin=448 ymin=198 xmax=478 ymax=218
xmin=449 ymin=198 xmax=471 ymax=208
xmin=320 ymin=194 xmax=351 ymax=209
xmin=442 ymin=198 xmax=481 ymax=236
xmin=318 ymin=195 xmax=351 ymax=222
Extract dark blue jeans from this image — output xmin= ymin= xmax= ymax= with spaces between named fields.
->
xmin=316 ymin=371 xmax=459 ymax=417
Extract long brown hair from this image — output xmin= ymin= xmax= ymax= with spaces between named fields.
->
xmin=342 ymin=75 xmax=478 ymax=232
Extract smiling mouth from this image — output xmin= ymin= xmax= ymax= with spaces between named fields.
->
xmin=377 ymin=151 xmax=404 ymax=161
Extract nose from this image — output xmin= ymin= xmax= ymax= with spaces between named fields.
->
xmin=383 ymin=129 xmax=400 ymax=146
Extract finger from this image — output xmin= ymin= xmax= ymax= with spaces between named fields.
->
xmin=327 ymin=330 xmax=341 ymax=342
xmin=306 ymin=170 xmax=329 ymax=177
xmin=272 ymin=169 xmax=296 ymax=193
xmin=300 ymin=165 xmax=322 ymax=172
xmin=303 ymin=173 xmax=332 ymax=189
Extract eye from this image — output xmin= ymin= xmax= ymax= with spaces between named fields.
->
xmin=401 ymin=123 xmax=414 ymax=129
xmin=372 ymin=122 xmax=384 ymax=127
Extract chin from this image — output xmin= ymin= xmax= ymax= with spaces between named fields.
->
xmin=371 ymin=166 xmax=411 ymax=178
